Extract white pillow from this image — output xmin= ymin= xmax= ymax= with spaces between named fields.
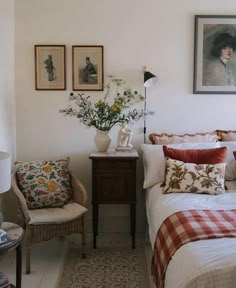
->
xmin=142 ymin=144 xmax=164 ymax=189
xmin=142 ymin=142 xmax=221 ymax=189
xmin=219 ymin=141 xmax=236 ymax=180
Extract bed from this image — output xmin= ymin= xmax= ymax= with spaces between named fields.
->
xmin=142 ymin=132 xmax=236 ymax=288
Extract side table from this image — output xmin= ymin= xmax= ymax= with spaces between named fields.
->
xmin=89 ymin=149 xmax=139 ymax=249
xmin=0 ymin=222 xmax=24 ymax=288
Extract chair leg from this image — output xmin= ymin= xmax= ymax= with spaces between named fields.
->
xmin=81 ymin=216 xmax=86 ymax=259
xmin=26 ymin=227 xmax=31 ymax=274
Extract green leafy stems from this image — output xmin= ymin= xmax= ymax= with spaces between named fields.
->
xmin=60 ymin=76 xmax=146 ymax=131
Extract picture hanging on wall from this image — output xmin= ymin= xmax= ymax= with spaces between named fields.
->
xmin=193 ymin=15 xmax=236 ymax=94
xmin=72 ymin=45 xmax=104 ymax=91
xmin=35 ymin=45 xmax=66 ymax=90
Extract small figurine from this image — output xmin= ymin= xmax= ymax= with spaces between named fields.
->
xmin=116 ymin=124 xmax=133 ymax=151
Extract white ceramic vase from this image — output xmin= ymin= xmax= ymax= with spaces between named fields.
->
xmin=94 ymin=129 xmax=111 ymax=152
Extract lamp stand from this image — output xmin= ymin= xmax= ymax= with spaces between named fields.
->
xmin=0 ymin=193 xmax=5 ymax=227
xmin=0 ymin=211 xmax=3 ymax=227
xmin=0 ymin=151 xmax=11 ymax=227
xmin=144 ymin=86 xmax=147 ymax=143
xmin=143 ymin=66 xmax=158 ymax=144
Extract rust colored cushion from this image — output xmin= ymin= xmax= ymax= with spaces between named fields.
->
xmin=163 ymin=146 xmax=227 ymax=164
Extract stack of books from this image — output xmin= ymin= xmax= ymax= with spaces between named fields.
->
xmin=0 ymin=272 xmax=14 ymax=288
xmin=0 ymin=229 xmax=7 ymax=244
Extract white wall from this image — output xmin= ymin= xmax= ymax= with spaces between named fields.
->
xmin=0 ymin=0 xmax=15 ymax=158
xmin=0 ymin=0 xmax=16 ymax=221
xmin=15 ymin=0 xmax=236 ymax=233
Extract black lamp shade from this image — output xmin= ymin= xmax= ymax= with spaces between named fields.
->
xmin=144 ymin=71 xmax=158 ymax=88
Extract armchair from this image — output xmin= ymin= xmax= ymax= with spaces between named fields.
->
xmin=11 ymin=170 xmax=87 ymax=274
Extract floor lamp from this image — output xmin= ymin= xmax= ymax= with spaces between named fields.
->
xmin=0 ymin=152 xmax=11 ymax=227
xmin=144 ymin=67 xmax=159 ymax=143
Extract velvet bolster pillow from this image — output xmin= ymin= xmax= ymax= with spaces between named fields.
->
xmin=163 ymin=146 xmax=227 ymax=164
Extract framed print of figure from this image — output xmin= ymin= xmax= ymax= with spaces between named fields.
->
xmin=193 ymin=15 xmax=236 ymax=94
xmin=35 ymin=45 xmax=66 ymax=90
xmin=72 ymin=45 xmax=104 ymax=91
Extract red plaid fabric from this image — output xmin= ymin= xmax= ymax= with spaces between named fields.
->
xmin=151 ymin=209 xmax=236 ymax=288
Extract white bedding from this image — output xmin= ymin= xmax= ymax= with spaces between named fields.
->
xmin=146 ymin=182 xmax=236 ymax=288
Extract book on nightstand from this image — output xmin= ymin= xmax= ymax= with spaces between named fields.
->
xmin=0 ymin=229 xmax=7 ymax=244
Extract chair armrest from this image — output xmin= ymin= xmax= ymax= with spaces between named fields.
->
xmin=11 ymin=172 xmax=30 ymax=224
xmin=70 ymin=173 xmax=88 ymax=207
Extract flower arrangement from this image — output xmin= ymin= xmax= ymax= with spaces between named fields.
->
xmin=60 ymin=76 xmax=145 ymax=131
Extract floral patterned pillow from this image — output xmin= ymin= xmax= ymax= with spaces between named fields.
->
xmin=162 ymin=158 xmax=225 ymax=195
xmin=15 ymin=157 xmax=72 ymax=209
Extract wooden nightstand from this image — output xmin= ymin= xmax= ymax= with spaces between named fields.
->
xmin=89 ymin=149 xmax=139 ymax=249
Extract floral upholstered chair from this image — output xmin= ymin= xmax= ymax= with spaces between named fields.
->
xmin=11 ymin=157 xmax=87 ymax=274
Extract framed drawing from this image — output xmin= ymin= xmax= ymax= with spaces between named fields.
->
xmin=35 ymin=45 xmax=66 ymax=90
xmin=193 ymin=15 xmax=236 ymax=94
xmin=72 ymin=45 xmax=104 ymax=91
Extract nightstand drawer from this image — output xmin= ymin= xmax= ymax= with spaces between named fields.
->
xmin=95 ymin=175 xmax=135 ymax=203
xmin=94 ymin=159 xmax=135 ymax=171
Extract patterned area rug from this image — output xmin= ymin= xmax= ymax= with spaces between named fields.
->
xmin=58 ymin=244 xmax=150 ymax=288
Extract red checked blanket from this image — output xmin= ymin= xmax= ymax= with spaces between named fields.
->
xmin=151 ymin=209 xmax=236 ymax=288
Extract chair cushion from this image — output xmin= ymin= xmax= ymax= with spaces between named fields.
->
xmin=15 ymin=158 xmax=72 ymax=209
xmin=28 ymin=202 xmax=87 ymax=224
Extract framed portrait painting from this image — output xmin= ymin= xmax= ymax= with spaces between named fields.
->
xmin=35 ymin=45 xmax=66 ymax=90
xmin=193 ymin=15 xmax=236 ymax=94
xmin=72 ymin=45 xmax=104 ymax=91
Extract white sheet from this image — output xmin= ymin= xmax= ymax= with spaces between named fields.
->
xmin=146 ymin=182 xmax=236 ymax=288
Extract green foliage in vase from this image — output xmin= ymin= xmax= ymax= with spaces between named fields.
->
xmin=60 ymin=76 xmax=145 ymax=131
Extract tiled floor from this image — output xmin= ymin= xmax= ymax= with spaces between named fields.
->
xmin=0 ymin=233 xmax=152 ymax=288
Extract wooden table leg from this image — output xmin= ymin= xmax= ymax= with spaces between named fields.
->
xmin=93 ymin=204 xmax=99 ymax=248
xmin=16 ymin=244 xmax=22 ymax=288
xmin=130 ymin=203 xmax=136 ymax=249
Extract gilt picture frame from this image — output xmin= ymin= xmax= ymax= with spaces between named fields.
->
xmin=193 ymin=15 xmax=236 ymax=94
xmin=72 ymin=45 xmax=104 ymax=91
xmin=35 ymin=45 xmax=66 ymax=90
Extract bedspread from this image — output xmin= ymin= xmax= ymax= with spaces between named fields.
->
xmin=152 ymin=209 xmax=236 ymax=288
